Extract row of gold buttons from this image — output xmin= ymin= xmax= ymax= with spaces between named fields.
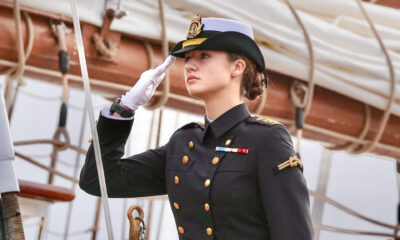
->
xmin=175 ymin=140 xmax=194 ymax=236
xmin=181 ymin=154 xmax=219 ymax=166
xmin=173 ymin=202 xmax=210 ymax=212
xmin=202 ymin=137 xmax=230 ymax=236
xmin=200 ymin=140 xmax=231 ymax=236
xmin=182 ymin=140 xmax=195 ymax=165
xmin=177 ymin=226 xmax=213 ymax=236
xmin=176 ymin=140 xmax=225 ymax=237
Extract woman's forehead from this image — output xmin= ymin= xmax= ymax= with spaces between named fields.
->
xmin=184 ymin=50 xmax=226 ymax=56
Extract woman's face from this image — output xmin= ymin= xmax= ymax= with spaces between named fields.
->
xmin=183 ymin=50 xmax=235 ymax=100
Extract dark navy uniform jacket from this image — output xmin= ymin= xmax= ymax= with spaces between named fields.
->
xmin=80 ymin=103 xmax=313 ymax=240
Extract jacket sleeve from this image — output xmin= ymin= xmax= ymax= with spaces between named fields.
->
xmin=79 ymin=113 xmax=167 ymax=198
xmin=257 ymin=124 xmax=313 ymax=240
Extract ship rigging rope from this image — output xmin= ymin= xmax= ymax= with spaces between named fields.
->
xmin=279 ymin=3 xmax=398 ymax=236
xmin=143 ymin=0 xmax=170 ymax=110
xmin=286 ymin=0 xmax=396 ymax=156
xmin=63 ymin=102 xmax=88 ymax=239
xmin=15 ymin=151 xmax=79 ymax=183
xmin=326 ymin=104 xmax=371 ymax=152
xmin=2 ymin=57 xmax=399 ymax=157
xmin=283 ymin=0 xmax=315 ymax=154
xmin=0 ymin=15 xmax=33 ymax=74
xmin=326 ymin=0 xmax=396 ymax=154
xmin=145 ymin=109 xmax=164 ymax=240
xmin=284 ymin=0 xmax=315 ymax=115
xmin=92 ymin=32 xmax=117 ymax=60
xmin=0 ymin=0 xmax=33 ymax=77
xmin=253 ymin=83 xmax=267 ymax=115
xmin=309 ymin=190 xmax=398 ymax=230
xmin=143 ymin=42 xmax=156 ymax=69
xmin=133 ymin=5 xmax=170 ymax=235
xmin=314 ymin=224 xmax=396 ymax=238
xmin=48 ymin=25 xmax=71 ymax=182
xmin=347 ymin=0 xmax=396 ymax=154
xmin=3 ymin=0 xmax=34 ymax=119
xmin=2 ymin=57 xmax=399 ymax=158
xmin=47 ymin=23 xmax=72 ymax=184
xmin=13 ymin=139 xmax=86 ymax=154
xmin=69 ymin=0 xmax=115 ymax=239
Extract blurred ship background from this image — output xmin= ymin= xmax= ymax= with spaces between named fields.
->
xmin=0 ymin=0 xmax=399 ymax=239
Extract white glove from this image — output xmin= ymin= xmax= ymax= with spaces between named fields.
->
xmin=121 ymin=55 xmax=176 ymax=110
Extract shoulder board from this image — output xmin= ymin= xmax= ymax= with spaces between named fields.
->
xmin=177 ymin=121 xmax=205 ymax=131
xmin=247 ymin=116 xmax=282 ymax=126
xmin=196 ymin=121 xmax=205 ymax=126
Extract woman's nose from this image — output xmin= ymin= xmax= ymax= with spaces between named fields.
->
xmin=184 ymin=60 xmax=197 ymax=72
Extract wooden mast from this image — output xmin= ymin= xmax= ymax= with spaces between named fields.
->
xmin=0 ymin=5 xmax=399 ymax=159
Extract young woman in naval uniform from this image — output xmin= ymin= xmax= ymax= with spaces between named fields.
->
xmin=80 ymin=15 xmax=313 ymax=240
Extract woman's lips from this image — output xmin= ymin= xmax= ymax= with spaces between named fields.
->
xmin=187 ymin=75 xmax=199 ymax=83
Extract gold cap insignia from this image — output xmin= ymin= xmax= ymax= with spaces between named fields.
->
xmin=186 ymin=15 xmax=204 ymax=39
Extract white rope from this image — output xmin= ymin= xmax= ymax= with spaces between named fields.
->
xmin=63 ymin=103 xmax=88 ymax=240
xmin=69 ymin=0 xmax=115 ymax=239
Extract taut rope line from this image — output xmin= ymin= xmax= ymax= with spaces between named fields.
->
xmin=284 ymin=0 xmax=315 ymax=155
xmin=69 ymin=0 xmax=115 ymax=239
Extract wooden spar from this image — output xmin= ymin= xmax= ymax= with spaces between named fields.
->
xmin=369 ymin=0 xmax=400 ymax=9
xmin=18 ymin=180 xmax=75 ymax=202
xmin=0 ymin=6 xmax=399 ymax=158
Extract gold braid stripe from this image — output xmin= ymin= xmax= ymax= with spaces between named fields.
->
xmin=278 ymin=156 xmax=303 ymax=171
xmin=182 ymin=38 xmax=207 ymax=48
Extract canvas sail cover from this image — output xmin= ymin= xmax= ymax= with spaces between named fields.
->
xmin=0 ymin=85 xmax=19 ymax=194
xmin=9 ymin=0 xmax=400 ymax=116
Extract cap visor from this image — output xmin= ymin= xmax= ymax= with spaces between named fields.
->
xmin=170 ymin=45 xmax=200 ymax=58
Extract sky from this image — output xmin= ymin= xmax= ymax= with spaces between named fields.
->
xmin=1 ymin=76 xmax=398 ymax=240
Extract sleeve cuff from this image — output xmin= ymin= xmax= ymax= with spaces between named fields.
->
xmin=101 ymin=107 xmax=134 ymax=121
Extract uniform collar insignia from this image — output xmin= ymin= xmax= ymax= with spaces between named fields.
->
xmin=201 ymin=103 xmax=250 ymax=142
xmin=186 ymin=15 xmax=204 ymax=39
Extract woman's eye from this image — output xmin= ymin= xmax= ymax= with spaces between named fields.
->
xmin=184 ymin=55 xmax=191 ymax=62
xmin=201 ymin=53 xmax=209 ymax=59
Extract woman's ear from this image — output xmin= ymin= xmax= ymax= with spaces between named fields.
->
xmin=231 ymin=59 xmax=246 ymax=77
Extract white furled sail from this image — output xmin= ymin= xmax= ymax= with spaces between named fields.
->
xmin=9 ymin=0 xmax=400 ymax=116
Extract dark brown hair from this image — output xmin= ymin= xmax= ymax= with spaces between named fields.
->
xmin=228 ymin=53 xmax=268 ymax=100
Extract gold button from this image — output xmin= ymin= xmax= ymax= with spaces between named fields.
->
xmin=206 ymin=227 xmax=213 ymax=236
xmin=174 ymin=176 xmax=180 ymax=184
xmin=212 ymin=157 xmax=219 ymax=165
xmin=204 ymin=179 xmax=211 ymax=187
xmin=204 ymin=203 xmax=210 ymax=212
xmin=182 ymin=155 xmax=189 ymax=164
xmin=88 ymin=138 xmax=93 ymax=143
xmin=173 ymin=202 xmax=180 ymax=210
xmin=225 ymin=139 xmax=231 ymax=146
xmin=178 ymin=226 xmax=184 ymax=234
xmin=189 ymin=141 xmax=194 ymax=149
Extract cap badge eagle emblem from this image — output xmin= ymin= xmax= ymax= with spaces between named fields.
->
xmin=186 ymin=15 xmax=204 ymax=39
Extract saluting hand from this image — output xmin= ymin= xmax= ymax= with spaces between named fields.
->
xmin=121 ymin=55 xmax=176 ymax=110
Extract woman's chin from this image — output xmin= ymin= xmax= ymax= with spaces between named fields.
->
xmin=187 ymin=88 xmax=206 ymax=100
